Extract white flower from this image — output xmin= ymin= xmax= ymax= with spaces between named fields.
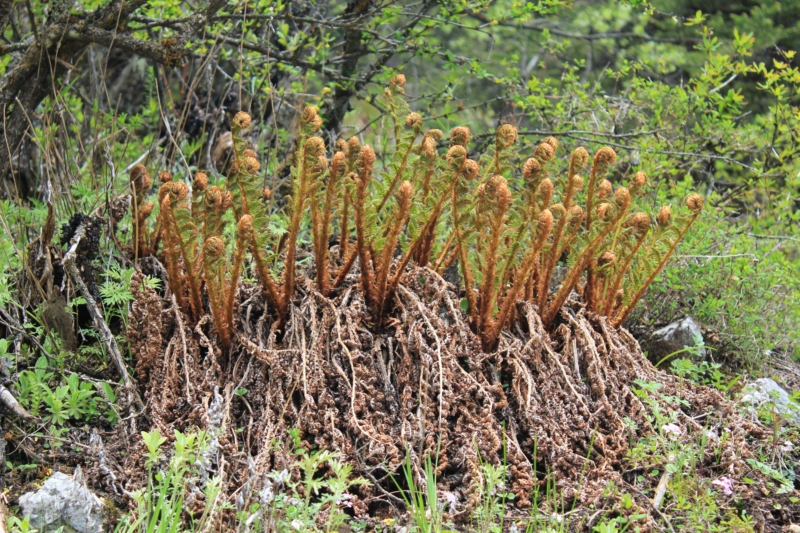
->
xmin=662 ymin=423 xmax=682 ymax=440
xmin=779 ymin=441 xmax=794 ymax=453
xmin=290 ymin=519 xmax=304 ymax=531
xmin=712 ymin=476 xmax=734 ymax=496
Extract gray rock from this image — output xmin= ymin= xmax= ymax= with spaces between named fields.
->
xmin=646 ymin=317 xmax=706 ymax=363
xmin=739 ymin=378 xmax=800 ymax=426
xmin=19 ymin=468 xmax=105 ymax=533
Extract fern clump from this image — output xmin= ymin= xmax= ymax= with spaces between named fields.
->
xmin=130 ymin=75 xmax=703 ymax=353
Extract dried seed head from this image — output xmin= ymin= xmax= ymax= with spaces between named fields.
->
xmin=596 ymin=203 xmax=613 ymax=221
xmin=205 ymin=186 xmax=223 ymax=210
xmin=193 ymin=171 xmax=208 ymax=192
xmin=204 ymin=236 xmax=226 ymax=259
xmin=332 ymin=152 xmax=347 ymax=174
xmin=140 ymin=201 xmax=155 ymax=218
xmin=657 ymin=205 xmax=672 ymax=226
xmin=305 ymin=137 xmax=326 ymax=158
xmin=597 ymin=179 xmax=613 ymax=199
xmin=389 ymin=73 xmax=406 ymax=89
xmin=522 ymin=158 xmax=541 ymax=181
xmin=614 ymin=187 xmax=630 ymax=209
xmin=405 ymin=112 xmax=423 ymax=129
xmin=449 ymin=126 xmax=471 ymax=147
xmin=237 ymin=215 xmax=254 ymax=240
xmin=630 ymin=171 xmax=647 ymax=191
xmin=571 ymin=147 xmax=590 ymax=172
xmin=495 ymin=124 xmax=518 ymax=149
xmin=464 ymin=159 xmax=479 ymax=180
xmin=263 ymin=187 xmax=272 ymax=200
xmin=347 ymin=136 xmax=362 ymax=157
xmin=159 ymin=170 xmax=172 ymax=183
xmin=593 ymin=147 xmax=616 ymax=168
xmin=446 ymin=145 xmax=467 ymax=169
xmin=244 ymin=156 xmax=260 ymax=174
xmin=422 ymin=136 xmax=438 ymax=159
xmin=569 ymin=174 xmax=584 ymax=193
xmin=686 ymin=193 xmax=704 ymax=212
xmin=631 ymin=212 xmax=651 ymax=235
xmin=358 ymin=145 xmax=376 ymax=170
xmin=568 ymin=205 xmax=584 ymax=225
xmin=426 ymin=129 xmax=443 ymax=141
xmin=232 ymin=111 xmax=252 ymax=129
xmin=534 ymin=142 xmax=555 ymax=163
xmin=221 ymin=190 xmax=233 ymax=211
xmin=335 ymin=138 xmax=347 ymax=153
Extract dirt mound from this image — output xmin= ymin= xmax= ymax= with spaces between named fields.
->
xmin=85 ymin=264 xmax=778 ymax=529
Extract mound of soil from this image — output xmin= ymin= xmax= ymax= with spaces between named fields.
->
xmin=85 ymin=264 xmax=794 ymax=530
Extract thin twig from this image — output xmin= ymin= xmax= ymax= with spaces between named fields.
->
xmin=0 ymin=384 xmax=34 ymax=421
xmin=61 ymin=223 xmax=143 ymax=410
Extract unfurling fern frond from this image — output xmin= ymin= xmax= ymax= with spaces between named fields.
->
xmin=123 ymin=74 xmax=704 ymax=355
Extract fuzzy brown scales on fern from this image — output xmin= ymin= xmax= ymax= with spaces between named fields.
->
xmin=124 ymin=76 xmax=703 ymax=354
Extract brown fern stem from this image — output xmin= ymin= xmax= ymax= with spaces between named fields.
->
xmin=333 ymin=249 xmax=359 ymax=289
xmin=452 ymin=187 xmax=477 ymax=324
xmin=159 ymin=197 xmax=185 ymax=313
xmin=375 ymin=182 xmax=413 ymax=323
xmin=168 ymin=208 xmax=203 ymax=323
xmin=314 ymin=153 xmax=344 ymax=296
xmin=432 ymin=232 xmax=456 ymax=273
xmin=484 ymin=210 xmax=553 ymax=350
xmin=612 ymin=211 xmax=700 ymax=327
xmin=203 ymin=239 xmax=231 ymax=351
xmin=354 ymin=148 xmax=377 ymax=311
xmin=226 ymin=216 xmax=252 ymax=331
xmin=601 ymin=229 xmax=649 ymax=316
xmin=376 ymin=134 xmax=418 ymax=214
xmin=542 ymin=206 xmax=626 ymax=328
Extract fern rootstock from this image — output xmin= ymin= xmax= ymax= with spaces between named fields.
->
xmin=128 ymin=75 xmax=702 ymax=353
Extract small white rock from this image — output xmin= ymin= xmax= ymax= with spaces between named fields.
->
xmin=19 ymin=467 xmax=105 ymax=533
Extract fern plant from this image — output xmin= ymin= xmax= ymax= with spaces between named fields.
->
xmin=127 ymin=75 xmax=703 ymax=353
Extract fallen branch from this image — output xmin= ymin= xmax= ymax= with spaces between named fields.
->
xmin=0 ymin=384 xmax=34 ymax=421
xmin=62 ymin=223 xmax=143 ymax=410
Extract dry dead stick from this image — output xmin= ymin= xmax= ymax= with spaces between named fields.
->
xmin=62 ymin=224 xmax=143 ymax=410
xmin=652 ymin=453 xmax=674 ymax=511
xmin=0 ymin=384 xmax=34 ymax=421
xmin=0 ymin=496 xmax=7 ymax=533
